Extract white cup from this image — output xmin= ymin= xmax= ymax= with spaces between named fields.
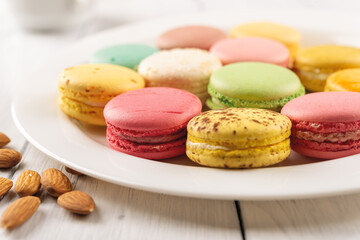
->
xmin=7 ymin=0 xmax=95 ymax=31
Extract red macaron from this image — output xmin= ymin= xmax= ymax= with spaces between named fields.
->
xmin=281 ymin=92 xmax=360 ymax=159
xmin=104 ymin=87 xmax=202 ymax=159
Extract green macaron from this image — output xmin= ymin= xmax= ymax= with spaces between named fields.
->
xmin=90 ymin=44 xmax=158 ymax=70
xmin=207 ymin=62 xmax=305 ymax=111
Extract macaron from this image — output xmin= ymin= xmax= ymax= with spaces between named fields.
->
xmin=210 ymin=37 xmax=290 ymax=66
xmin=281 ymin=92 xmax=360 ymax=159
xmin=157 ymin=25 xmax=226 ymax=50
xmin=138 ymin=48 xmax=222 ymax=104
xmin=186 ymin=108 xmax=292 ymax=168
xmin=207 ymin=62 xmax=305 ymax=111
xmin=58 ymin=64 xmax=145 ymax=126
xmin=325 ymin=68 xmax=360 ymax=92
xmin=104 ymin=87 xmax=202 ymax=159
xmin=294 ymin=45 xmax=360 ymax=92
xmin=89 ymin=44 xmax=158 ymax=70
xmin=229 ymin=22 xmax=301 ymax=58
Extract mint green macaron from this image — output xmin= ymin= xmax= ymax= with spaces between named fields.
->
xmin=90 ymin=44 xmax=158 ymax=70
xmin=207 ymin=62 xmax=305 ymax=111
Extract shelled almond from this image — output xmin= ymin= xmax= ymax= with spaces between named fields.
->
xmin=0 ymin=133 xmax=10 ymax=147
xmin=41 ymin=168 xmax=72 ymax=197
xmin=0 ymin=177 xmax=13 ymax=197
xmin=15 ymin=170 xmax=41 ymax=197
xmin=57 ymin=191 xmax=95 ymax=215
xmin=0 ymin=196 xmax=40 ymax=230
xmin=0 ymin=134 xmax=96 ymax=230
xmin=65 ymin=167 xmax=83 ymax=176
xmin=0 ymin=149 xmax=21 ymax=168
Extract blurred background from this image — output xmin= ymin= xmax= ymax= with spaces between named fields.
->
xmin=1 ymin=0 xmax=359 ymax=95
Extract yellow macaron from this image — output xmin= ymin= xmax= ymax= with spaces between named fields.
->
xmin=325 ymin=68 xmax=360 ymax=92
xmin=294 ymin=45 xmax=360 ymax=92
xmin=229 ymin=21 xmax=301 ymax=59
xmin=186 ymin=108 xmax=291 ymax=168
xmin=58 ymin=64 xmax=145 ymax=126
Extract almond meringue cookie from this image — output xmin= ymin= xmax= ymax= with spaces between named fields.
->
xmin=58 ymin=64 xmax=145 ymax=126
xmin=138 ymin=48 xmax=222 ymax=104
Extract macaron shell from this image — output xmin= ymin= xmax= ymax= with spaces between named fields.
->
xmin=59 ymin=97 xmax=106 ymax=126
xmin=325 ymin=68 xmax=360 ymax=92
xmin=104 ymin=87 xmax=202 ymax=131
xmin=107 ymin=128 xmax=186 ymax=160
xmin=138 ymin=49 xmax=222 ymax=83
xmin=210 ymin=37 xmax=289 ymax=66
xmin=58 ymin=64 xmax=145 ymax=97
xmin=187 ymin=108 xmax=291 ymax=145
xmin=207 ymin=84 xmax=305 ymax=111
xmin=291 ymin=143 xmax=360 ymax=160
xmin=281 ymin=92 xmax=360 ymax=123
xmin=157 ymin=25 xmax=226 ymax=50
xmin=295 ymin=45 xmax=360 ymax=69
xmin=209 ymin=62 xmax=303 ymax=101
xmin=138 ymin=49 xmax=222 ymax=103
xmin=89 ymin=44 xmax=158 ymax=69
xmin=186 ymin=138 xmax=290 ymax=168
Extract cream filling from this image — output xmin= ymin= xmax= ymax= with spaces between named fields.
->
xmin=211 ymin=97 xmax=229 ymax=108
xmin=295 ymin=130 xmax=360 ymax=143
xmin=186 ymin=139 xmax=231 ymax=151
xmin=82 ymin=101 xmax=107 ymax=108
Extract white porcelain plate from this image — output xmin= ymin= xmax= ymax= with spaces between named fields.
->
xmin=12 ymin=10 xmax=360 ymax=200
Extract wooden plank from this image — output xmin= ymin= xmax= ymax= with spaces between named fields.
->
xmin=0 ymin=145 xmax=241 ymax=239
xmin=241 ymin=197 xmax=360 ymax=239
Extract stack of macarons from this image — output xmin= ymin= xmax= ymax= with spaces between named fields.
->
xmin=57 ymin=20 xmax=360 ymax=168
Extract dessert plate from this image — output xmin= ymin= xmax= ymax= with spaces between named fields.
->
xmin=12 ymin=10 xmax=360 ymax=200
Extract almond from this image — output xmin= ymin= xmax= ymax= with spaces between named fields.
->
xmin=0 ymin=149 xmax=21 ymax=168
xmin=15 ymin=170 xmax=41 ymax=197
xmin=0 ymin=177 xmax=13 ymax=197
xmin=0 ymin=196 xmax=40 ymax=230
xmin=0 ymin=133 xmax=10 ymax=147
xmin=65 ymin=166 xmax=83 ymax=176
xmin=57 ymin=191 xmax=95 ymax=215
xmin=41 ymin=168 xmax=72 ymax=197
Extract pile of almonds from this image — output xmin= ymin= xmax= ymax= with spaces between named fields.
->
xmin=0 ymin=132 xmax=95 ymax=230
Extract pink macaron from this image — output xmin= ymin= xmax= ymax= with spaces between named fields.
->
xmin=156 ymin=25 xmax=226 ymax=50
xmin=210 ymin=37 xmax=290 ymax=66
xmin=281 ymin=92 xmax=360 ymax=159
xmin=104 ymin=87 xmax=202 ymax=160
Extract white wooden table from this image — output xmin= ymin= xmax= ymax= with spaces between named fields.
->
xmin=2 ymin=0 xmax=360 ymax=239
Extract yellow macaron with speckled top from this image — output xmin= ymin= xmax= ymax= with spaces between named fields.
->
xmin=229 ymin=22 xmax=301 ymax=59
xmin=294 ymin=45 xmax=360 ymax=92
xmin=186 ymin=108 xmax=291 ymax=168
xmin=325 ymin=68 xmax=360 ymax=92
xmin=58 ymin=64 xmax=145 ymax=126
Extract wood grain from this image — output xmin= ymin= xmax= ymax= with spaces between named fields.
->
xmin=241 ymin=197 xmax=360 ymax=240
xmin=0 ymin=146 xmax=241 ymax=239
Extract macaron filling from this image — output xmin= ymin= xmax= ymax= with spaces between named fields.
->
xmin=107 ymin=129 xmax=186 ymax=153
xmin=186 ymin=140 xmax=231 ymax=151
xmin=290 ymin=120 xmax=360 ymax=152
xmin=294 ymin=130 xmax=360 ymax=143
xmin=207 ymin=84 xmax=305 ymax=110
